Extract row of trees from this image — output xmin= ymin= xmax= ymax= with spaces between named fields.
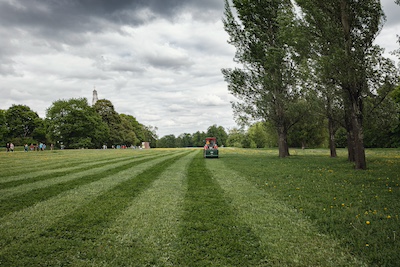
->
xmin=2 ymin=90 xmax=398 ymax=150
xmin=157 ymin=85 xmax=400 ymax=150
xmin=222 ymin=0 xmax=400 ymax=169
xmin=156 ymin=125 xmax=228 ymax=148
xmin=0 ymin=98 xmax=158 ymax=149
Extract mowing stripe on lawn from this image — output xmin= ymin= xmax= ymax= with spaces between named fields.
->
xmin=0 ymin=151 xmax=182 ymax=214
xmin=206 ymin=158 xmax=366 ymax=267
xmin=175 ymin=155 xmax=267 ymax=266
xmin=0 ymin=152 xmax=164 ymax=199
xmin=0 ymin=151 xmax=178 ymax=201
xmin=0 ymin=151 xmax=191 ymax=266
xmin=0 ymin=154 xmax=160 ymax=217
xmin=0 ymin=154 xmax=140 ymax=189
xmin=0 ymin=150 xmax=135 ymax=178
xmin=0 ymin=150 xmax=146 ymax=182
xmin=81 ymin=149 xmax=199 ymax=266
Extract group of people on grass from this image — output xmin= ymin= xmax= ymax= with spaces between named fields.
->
xmin=5 ymin=142 xmax=54 ymax=152
xmin=5 ymin=143 xmax=14 ymax=152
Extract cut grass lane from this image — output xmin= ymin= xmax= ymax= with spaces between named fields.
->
xmin=174 ymin=155 xmax=268 ymax=266
xmin=0 ymin=154 xmax=140 ymax=189
xmin=0 ymin=150 xmax=177 ymax=201
xmin=0 ymin=151 xmax=190 ymax=255
xmin=0 ymin=149 xmax=146 ymax=178
xmin=83 ymin=149 xmax=199 ymax=266
xmin=0 ymin=156 xmax=147 ymax=217
xmin=0 ymin=154 xmax=160 ymax=218
xmin=0 ymin=151 xmax=192 ymax=266
xmin=205 ymin=158 xmax=366 ymax=267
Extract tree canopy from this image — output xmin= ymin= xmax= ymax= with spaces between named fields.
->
xmin=221 ymin=0 xmax=399 ymax=168
xmin=222 ymin=0 xmax=308 ymax=157
xmin=5 ymin=105 xmax=42 ymax=140
xmin=294 ymin=0 xmax=398 ymax=169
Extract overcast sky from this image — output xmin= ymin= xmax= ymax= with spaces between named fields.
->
xmin=1 ymin=0 xmax=399 ymax=137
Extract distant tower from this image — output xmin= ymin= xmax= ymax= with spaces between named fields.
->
xmin=92 ymin=87 xmax=98 ymax=106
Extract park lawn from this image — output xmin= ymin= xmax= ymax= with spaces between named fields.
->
xmin=0 ymin=147 xmax=399 ymax=266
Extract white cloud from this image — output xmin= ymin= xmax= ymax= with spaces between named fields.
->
xmin=0 ymin=0 xmax=398 ymax=138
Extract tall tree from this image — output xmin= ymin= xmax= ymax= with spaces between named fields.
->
xmin=120 ymin=115 xmax=139 ymax=146
xmin=120 ymin=114 xmax=143 ymax=146
xmin=5 ymin=104 xmax=42 ymax=140
xmin=46 ymin=98 xmax=108 ymax=148
xmin=295 ymin=0 xmax=397 ymax=169
xmin=93 ymin=99 xmax=123 ymax=145
xmin=222 ymin=0 xmax=303 ymax=157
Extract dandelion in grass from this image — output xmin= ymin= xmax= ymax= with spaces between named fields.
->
xmin=387 ymin=215 xmax=391 ymax=219
xmin=366 ymin=221 xmax=371 ymax=225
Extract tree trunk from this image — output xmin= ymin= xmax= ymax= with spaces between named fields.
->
xmin=328 ymin=117 xmax=337 ymax=158
xmin=347 ymin=131 xmax=355 ymax=162
xmin=350 ymin=100 xmax=366 ymax=169
xmin=277 ymin=126 xmax=290 ymax=158
xmin=340 ymin=0 xmax=366 ymax=169
xmin=344 ymin=89 xmax=366 ymax=169
xmin=326 ymin=94 xmax=337 ymax=158
xmin=345 ymin=110 xmax=355 ymax=162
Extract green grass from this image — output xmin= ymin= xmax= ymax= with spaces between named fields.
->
xmin=0 ymin=148 xmax=399 ymax=266
xmin=221 ymin=148 xmax=400 ymax=266
xmin=175 ymin=156 xmax=266 ymax=266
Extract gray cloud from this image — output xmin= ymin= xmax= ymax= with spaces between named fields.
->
xmin=0 ymin=0 xmax=398 ymax=137
xmin=382 ymin=0 xmax=400 ymax=27
xmin=0 ymin=0 xmax=223 ymax=30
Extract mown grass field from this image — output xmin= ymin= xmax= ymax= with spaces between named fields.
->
xmin=0 ymin=148 xmax=399 ymax=266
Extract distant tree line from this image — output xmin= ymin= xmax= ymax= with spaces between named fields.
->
xmin=0 ymin=98 xmax=157 ymax=149
xmin=157 ymin=85 xmax=400 ymax=149
xmin=156 ymin=125 xmax=229 ymax=148
xmin=2 ymin=90 xmax=399 ymax=150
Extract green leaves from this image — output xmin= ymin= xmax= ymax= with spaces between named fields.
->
xmin=5 ymin=104 xmax=42 ymax=139
xmin=46 ymin=98 xmax=106 ymax=148
xmin=223 ymin=0 xmax=307 ymax=157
